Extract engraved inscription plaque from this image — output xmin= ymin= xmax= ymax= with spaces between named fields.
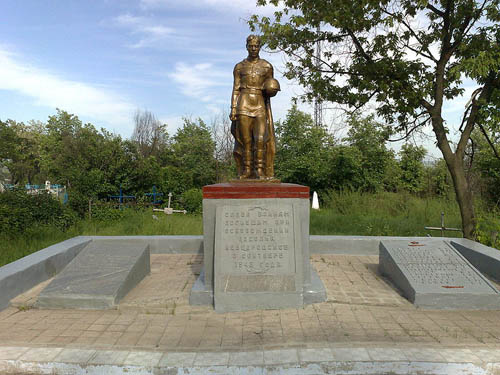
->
xmin=219 ymin=204 xmax=295 ymax=275
xmin=214 ymin=202 xmax=303 ymax=312
xmin=379 ymin=240 xmax=500 ymax=309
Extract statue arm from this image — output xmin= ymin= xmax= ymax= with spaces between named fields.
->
xmin=230 ymin=64 xmax=240 ymax=121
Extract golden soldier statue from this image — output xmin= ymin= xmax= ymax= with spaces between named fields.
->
xmin=230 ymin=35 xmax=280 ymax=180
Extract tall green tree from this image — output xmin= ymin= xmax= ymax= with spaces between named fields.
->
xmin=0 ymin=120 xmax=44 ymax=184
xmin=275 ymin=104 xmax=336 ymax=191
xmin=251 ymin=0 xmax=500 ymax=238
xmin=398 ymin=144 xmax=427 ymax=193
xmin=344 ymin=115 xmax=397 ymax=192
xmin=161 ymin=118 xmax=216 ymax=195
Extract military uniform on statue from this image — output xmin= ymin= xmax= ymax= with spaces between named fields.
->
xmin=230 ymin=34 xmax=280 ymax=182
xmin=190 ymin=35 xmax=326 ymax=312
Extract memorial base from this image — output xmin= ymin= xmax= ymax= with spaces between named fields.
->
xmin=190 ymin=183 xmax=326 ymax=312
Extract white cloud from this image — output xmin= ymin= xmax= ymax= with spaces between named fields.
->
xmin=0 ymin=47 xmax=135 ymax=131
xmin=113 ymin=14 xmax=175 ymax=49
xmin=169 ymin=62 xmax=230 ymax=105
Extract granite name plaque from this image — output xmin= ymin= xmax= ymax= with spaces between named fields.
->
xmin=214 ymin=202 xmax=303 ymax=312
xmin=379 ymin=240 xmax=500 ymax=309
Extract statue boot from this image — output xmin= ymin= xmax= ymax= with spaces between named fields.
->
xmin=239 ymin=150 xmax=253 ymax=179
xmin=255 ymin=149 xmax=266 ymax=179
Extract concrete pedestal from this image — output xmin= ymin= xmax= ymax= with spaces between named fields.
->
xmin=189 ymin=183 xmax=326 ymax=312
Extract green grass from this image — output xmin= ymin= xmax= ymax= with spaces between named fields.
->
xmin=1 ymin=192 xmax=499 ymax=267
xmin=0 ymin=211 xmax=202 ymax=267
xmin=310 ymin=191 xmax=463 ymax=237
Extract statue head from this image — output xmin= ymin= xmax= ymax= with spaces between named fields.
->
xmin=246 ymin=34 xmax=261 ymax=58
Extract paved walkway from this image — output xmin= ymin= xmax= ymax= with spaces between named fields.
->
xmin=2 ymin=254 xmax=500 ymax=374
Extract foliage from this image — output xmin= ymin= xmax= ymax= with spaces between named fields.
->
xmin=0 ymin=189 xmax=76 ymax=235
xmin=250 ymin=0 xmax=500 ymax=238
xmin=181 ymin=188 xmax=203 ymax=214
xmin=476 ymin=212 xmax=500 ymax=249
xmin=472 ymin=128 xmax=500 ymax=206
xmin=161 ymin=118 xmax=216 ymax=196
xmin=398 ymin=144 xmax=427 ymax=193
xmin=275 ymin=105 xmax=336 ymax=192
xmin=344 ymin=115 xmax=397 ymax=192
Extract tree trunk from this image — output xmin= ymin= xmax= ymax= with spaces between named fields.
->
xmin=441 ymin=151 xmax=476 ymax=239
xmin=431 ymin=115 xmax=476 ymax=239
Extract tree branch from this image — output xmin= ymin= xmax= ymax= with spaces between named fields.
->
xmin=345 ymin=28 xmax=373 ymax=63
xmin=381 ymin=8 xmax=438 ymax=63
xmin=456 ymin=82 xmax=492 ymax=158
xmin=478 ymin=123 xmax=500 ymax=160
xmin=426 ymin=3 xmax=445 ymax=17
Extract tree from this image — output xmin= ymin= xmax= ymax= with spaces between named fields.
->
xmin=345 ymin=115 xmax=397 ymax=192
xmin=398 ymin=144 xmax=427 ymax=193
xmin=275 ymin=104 xmax=336 ymax=191
xmin=210 ymin=109 xmax=237 ymax=182
xmin=131 ymin=109 xmax=169 ymax=158
xmin=161 ymin=118 xmax=216 ymax=195
xmin=251 ymin=0 xmax=500 ymax=238
xmin=0 ymin=120 xmax=44 ymax=184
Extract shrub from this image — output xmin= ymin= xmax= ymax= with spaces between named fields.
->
xmin=181 ymin=188 xmax=203 ymax=214
xmin=0 ymin=189 xmax=76 ymax=235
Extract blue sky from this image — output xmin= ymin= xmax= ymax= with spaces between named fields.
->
xmin=0 ymin=0 xmax=304 ymax=138
xmin=0 ymin=1 xmax=475 ymax=158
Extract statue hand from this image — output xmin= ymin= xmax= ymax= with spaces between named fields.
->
xmin=230 ymin=109 xmax=237 ymax=121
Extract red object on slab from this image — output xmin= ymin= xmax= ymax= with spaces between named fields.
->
xmin=203 ymin=183 xmax=309 ymax=199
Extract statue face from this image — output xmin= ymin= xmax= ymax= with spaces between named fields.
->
xmin=246 ymin=39 xmax=261 ymax=58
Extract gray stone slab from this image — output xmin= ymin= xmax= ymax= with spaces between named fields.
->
xmin=0 ymin=236 xmax=91 ymax=311
xmin=90 ymin=235 xmax=203 ymax=254
xmin=379 ymin=239 xmax=500 ymax=309
xmin=451 ymin=239 xmax=500 ymax=282
xmin=214 ymin=202 xmax=304 ymax=312
xmin=36 ymin=240 xmax=150 ymax=309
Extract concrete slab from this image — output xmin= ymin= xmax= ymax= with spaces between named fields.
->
xmin=379 ymin=239 xmax=500 ymax=309
xmin=36 ymin=240 xmax=150 ymax=309
xmin=452 ymin=239 xmax=500 ymax=282
xmin=0 ymin=236 xmax=91 ymax=310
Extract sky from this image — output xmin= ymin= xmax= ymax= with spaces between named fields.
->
xmin=0 ymin=0 xmax=302 ymax=138
xmin=0 ymin=1 xmax=476 ymax=158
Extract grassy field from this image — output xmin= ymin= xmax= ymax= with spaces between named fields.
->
xmin=1 ymin=192 xmax=498 ymax=267
xmin=310 ymin=191 xmax=463 ymax=237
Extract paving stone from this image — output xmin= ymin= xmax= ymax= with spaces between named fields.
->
xmin=263 ymin=349 xmax=298 ymax=365
xmin=194 ymin=351 xmax=230 ymax=366
xmin=367 ymin=348 xmax=408 ymax=361
xmin=88 ymin=349 xmax=129 ymax=365
xmin=298 ymin=348 xmax=334 ymax=362
xmin=403 ymin=348 xmax=446 ymax=362
xmin=229 ymin=350 xmax=264 ymax=366
xmin=0 ymin=346 xmax=30 ymax=360
xmin=331 ymin=347 xmax=370 ymax=361
xmin=19 ymin=347 xmax=63 ymax=362
xmin=159 ymin=352 xmax=196 ymax=367
xmin=439 ymin=348 xmax=482 ymax=363
xmin=123 ymin=350 xmax=163 ymax=366
xmin=473 ymin=349 xmax=500 ymax=362
xmin=55 ymin=349 xmax=96 ymax=363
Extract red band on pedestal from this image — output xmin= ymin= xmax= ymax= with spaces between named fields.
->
xmin=202 ymin=183 xmax=309 ymax=199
